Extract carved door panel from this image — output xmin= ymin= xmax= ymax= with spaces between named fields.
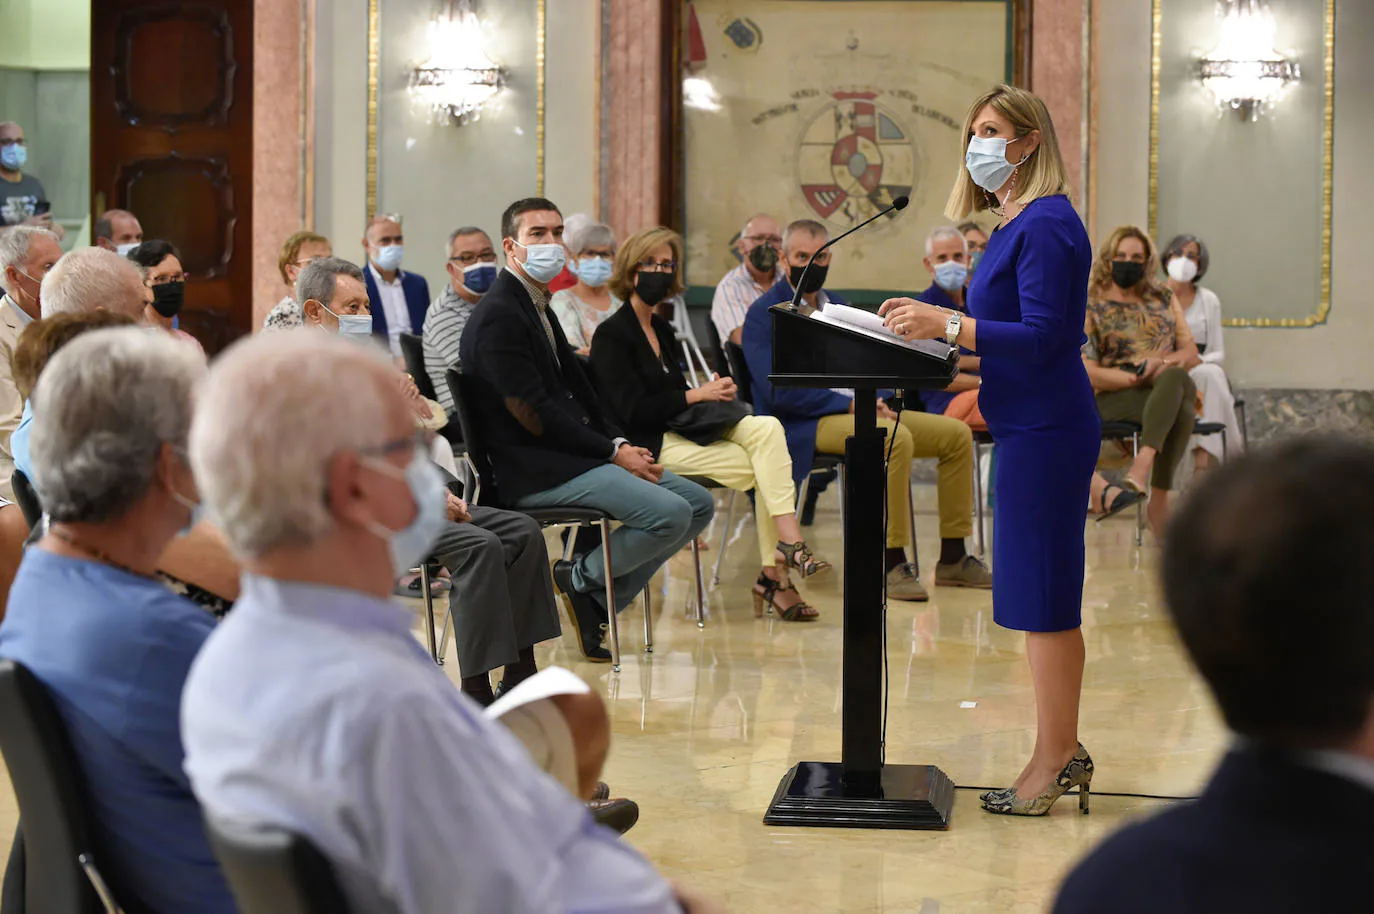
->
xmin=92 ymin=1 xmax=253 ymax=352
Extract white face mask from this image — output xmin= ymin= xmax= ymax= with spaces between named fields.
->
xmin=1166 ymin=256 xmax=1199 ymax=284
xmin=116 ymin=242 xmax=140 ymax=257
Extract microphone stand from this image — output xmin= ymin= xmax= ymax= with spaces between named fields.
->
xmin=788 ymin=195 xmax=910 ymax=311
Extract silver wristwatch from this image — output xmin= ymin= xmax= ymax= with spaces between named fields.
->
xmin=944 ymin=311 xmax=963 ymax=346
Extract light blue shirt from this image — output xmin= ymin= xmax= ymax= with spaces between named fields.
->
xmin=11 ymin=399 xmax=31 ymax=479
xmin=181 ymin=575 xmax=678 ymax=914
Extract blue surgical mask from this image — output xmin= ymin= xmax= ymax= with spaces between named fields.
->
xmin=462 ymin=262 xmax=497 ymax=294
xmin=373 ymin=244 xmax=404 ymax=272
xmin=325 ymin=305 xmax=373 ymax=340
xmin=514 ymin=240 xmax=567 ymax=284
xmin=363 ymin=450 xmax=448 ymax=577
xmin=934 ymin=260 xmax=969 ymax=292
xmin=1 ymin=145 xmax=26 ymax=171
xmin=965 ymin=136 xmax=1029 ymax=194
xmin=573 ymin=256 xmax=613 ymax=288
xmin=968 ymin=250 xmax=984 ymax=275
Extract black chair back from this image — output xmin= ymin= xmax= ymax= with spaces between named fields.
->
xmin=0 ymin=660 xmax=109 ymax=914
xmin=445 ymin=368 xmax=496 ymax=505
xmin=11 ymin=470 xmax=41 ymax=530
xmin=704 ymin=319 xmax=730 ymax=379
xmin=398 ymin=333 xmax=438 ymax=402
xmin=723 ymin=340 xmax=753 ymax=406
xmin=204 ymin=818 xmax=349 ymax=914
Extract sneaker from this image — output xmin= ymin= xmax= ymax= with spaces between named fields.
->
xmin=886 ymin=563 xmax=929 ymax=602
xmin=935 ymin=554 xmax=994 ymax=589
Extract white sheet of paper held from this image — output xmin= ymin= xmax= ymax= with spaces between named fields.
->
xmin=811 ymin=302 xmax=952 ymax=360
xmin=483 ymin=666 xmax=591 ymax=719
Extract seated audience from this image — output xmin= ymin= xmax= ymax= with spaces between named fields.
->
xmin=1082 ymin=226 xmax=1198 ymax=535
xmin=39 ymin=245 xmax=147 ymax=319
xmin=126 ymin=240 xmax=204 ymax=353
xmin=182 ymin=330 xmax=715 ymax=912
xmin=913 ymin=225 xmax=984 ymax=430
xmin=741 ymin=219 xmax=988 ymax=601
xmin=550 ymin=219 xmax=622 ymax=355
xmin=1161 ymin=233 xmax=1243 ymax=474
xmin=0 ymin=326 xmax=236 ymax=912
xmin=710 ymin=212 xmax=784 ymax=346
xmin=1055 ymin=436 xmax=1374 ymax=914
xmin=93 ymin=208 xmax=144 ymax=255
xmin=459 ymin=197 xmax=713 ymax=655
xmin=422 ymin=225 xmax=497 ymax=410
xmin=590 ymin=226 xmax=830 ymax=622
xmin=361 ymin=213 xmax=429 ymax=359
xmin=0 ymin=225 xmax=59 ymax=497
xmin=299 ymin=256 xmax=563 ymax=686
xmin=263 ymin=229 xmax=331 ymax=330
xmin=957 ymin=220 xmax=990 ymax=276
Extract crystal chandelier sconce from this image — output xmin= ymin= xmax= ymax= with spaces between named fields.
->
xmin=411 ymin=0 xmax=507 ymax=126
xmin=1195 ymin=0 xmax=1300 ymax=121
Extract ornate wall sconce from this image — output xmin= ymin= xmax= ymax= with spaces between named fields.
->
xmin=1195 ymin=0 xmax=1300 ymax=120
xmin=411 ymin=0 xmax=507 ymax=126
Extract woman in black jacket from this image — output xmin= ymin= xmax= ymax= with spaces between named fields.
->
xmin=589 ymin=227 xmax=828 ymax=621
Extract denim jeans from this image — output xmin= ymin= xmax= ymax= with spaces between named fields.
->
xmin=514 ymin=467 xmax=713 ymax=611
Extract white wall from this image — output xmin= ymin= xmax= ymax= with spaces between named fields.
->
xmin=1093 ymin=0 xmax=1372 ymax=390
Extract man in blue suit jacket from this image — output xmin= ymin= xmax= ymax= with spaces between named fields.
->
xmin=1054 ymin=436 xmax=1374 ymax=914
xmin=361 ymin=214 xmax=429 ymax=359
xmin=739 ymin=219 xmax=987 ymax=601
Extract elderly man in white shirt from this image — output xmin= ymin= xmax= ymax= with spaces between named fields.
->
xmin=182 ymin=330 xmax=718 ymax=914
xmin=709 ymin=213 xmax=784 ymax=346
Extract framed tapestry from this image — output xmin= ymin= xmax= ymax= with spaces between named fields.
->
xmin=681 ymin=0 xmax=1026 ymax=305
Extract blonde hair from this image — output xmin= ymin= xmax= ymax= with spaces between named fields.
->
xmin=945 ymin=85 xmax=1072 ymax=220
xmin=278 ymin=230 xmax=329 ymax=285
xmin=610 ymin=226 xmax=683 ymax=302
xmin=1089 ymin=226 xmax=1170 ymax=305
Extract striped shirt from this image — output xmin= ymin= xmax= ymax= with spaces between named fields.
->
xmin=710 ymin=261 xmax=785 ymax=343
xmin=421 ymin=284 xmax=479 ymax=413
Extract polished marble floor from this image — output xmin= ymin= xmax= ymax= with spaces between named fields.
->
xmin=0 ymin=483 xmax=1228 ymax=912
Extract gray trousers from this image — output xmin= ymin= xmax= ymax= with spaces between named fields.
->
xmin=430 ymin=505 xmax=562 ymax=677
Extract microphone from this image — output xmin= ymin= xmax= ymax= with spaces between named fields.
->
xmin=789 ymin=195 xmax=909 ymax=311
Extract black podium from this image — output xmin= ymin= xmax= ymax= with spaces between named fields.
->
xmin=763 ymin=304 xmax=960 ymax=830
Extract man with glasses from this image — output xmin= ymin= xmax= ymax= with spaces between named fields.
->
xmin=710 ymin=212 xmax=784 ymax=345
xmin=0 ymin=122 xmax=55 ymax=234
xmin=459 ymin=198 xmax=713 ymax=660
xmin=422 ymin=226 xmax=497 ymax=411
xmin=0 ymin=225 xmax=61 ymax=498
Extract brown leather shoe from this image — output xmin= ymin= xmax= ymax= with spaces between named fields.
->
xmin=588 ymin=798 xmax=639 ymax=835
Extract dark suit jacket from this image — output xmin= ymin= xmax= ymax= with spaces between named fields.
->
xmin=458 ymin=268 xmax=623 ymax=505
xmin=588 ymin=305 xmax=689 ymax=458
xmin=363 ymin=266 xmax=430 ymax=344
xmin=1054 ymin=746 xmax=1374 ymax=914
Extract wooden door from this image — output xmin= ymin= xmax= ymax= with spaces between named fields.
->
xmin=91 ymin=0 xmax=254 ymax=353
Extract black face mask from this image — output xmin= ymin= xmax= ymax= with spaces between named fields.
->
xmin=1110 ymin=261 xmax=1145 ymax=291
xmin=635 ymin=271 xmax=673 ymax=307
xmin=747 ymin=244 xmax=779 ymax=274
xmin=152 ymin=281 xmax=185 ymax=318
xmin=789 ymin=263 xmax=828 ymax=295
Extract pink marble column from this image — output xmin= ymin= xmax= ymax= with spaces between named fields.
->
xmin=1030 ymin=0 xmax=1088 ymax=211
xmin=601 ymin=0 xmax=666 ymax=238
xmin=252 ymin=0 xmax=305 ymax=330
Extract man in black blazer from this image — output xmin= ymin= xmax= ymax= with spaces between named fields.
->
xmin=1054 ymin=436 xmax=1374 ymax=914
xmin=458 ymin=198 xmax=713 ymax=660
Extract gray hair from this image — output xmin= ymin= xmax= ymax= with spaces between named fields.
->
xmin=447 ymin=226 xmax=490 ymax=249
xmin=0 ymin=225 xmax=58 ymax=277
xmin=566 ymin=221 xmax=616 ymax=256
xmin=40 ymin=247 xmax=146 ymax=319
xmin=30 ymin=327 xmax=206 ymax=524
xmin=782 ymin=219 xmax=828 ymax=252
xmin=925 ymin=225 xmax=968 ymax=257
xmin=190 ymin=331 xmax=396 ymax=559
xmin=295 ymin=256 xmax=364 ymax=308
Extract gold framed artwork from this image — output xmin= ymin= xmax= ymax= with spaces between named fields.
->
xmin=682 ymin=0 xmax=1025 ymax=304
xmin=1149 ymin=0 xmax=1334 ymax=328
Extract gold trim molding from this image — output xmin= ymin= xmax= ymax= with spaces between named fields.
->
xmin=1149 ymin=0 xmax=1335 ymax=328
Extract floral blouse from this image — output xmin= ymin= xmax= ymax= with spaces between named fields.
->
xmin=1083 ymin=294 xmax=1195 ymax=369
xmin=549 ymin=289 xmax=623 ymax=351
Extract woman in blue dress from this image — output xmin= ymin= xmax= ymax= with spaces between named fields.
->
xmin=880 ymin=85 xmax=1099 ymax=817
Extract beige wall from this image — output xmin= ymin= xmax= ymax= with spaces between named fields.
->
xmin=1092 ymin=0 xmax=1370 ymax=390
xmin=0 ymin=0 xmax=90 ymax=70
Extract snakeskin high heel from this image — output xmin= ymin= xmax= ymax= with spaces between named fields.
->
xmin=777 ymin=540 xmax=832 ymax=578
xmin=981 ymin=744 xmax=1094 ymax=817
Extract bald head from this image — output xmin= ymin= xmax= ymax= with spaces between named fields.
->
xmin=93 ymin=209 xmax=144 ymax=251
xmin=40 ymin=247 xmax=147 ymax=320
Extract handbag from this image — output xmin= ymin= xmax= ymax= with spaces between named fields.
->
xmin=666 ymin=399 xmax=753 ymax=446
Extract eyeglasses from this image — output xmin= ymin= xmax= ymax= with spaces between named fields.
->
xmin=742 ymin=234 xmax=781 ymax=247
xmin=152 ymin=274 xmax=187 ymax=285
xmin=0 ymin=139 xmax=25 ymax=148
xmin=448 ymin=252 xmax=498 ymax=266
xmin=637 ymin=259 xmax=677 ymax=273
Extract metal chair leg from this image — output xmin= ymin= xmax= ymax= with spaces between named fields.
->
xmin=642 ymin=577 xmax=654 ymax=653
xmin=419 ymin=563 xmax=439 ymax=663
xmin=710 ymin=491 xmax=736 ymax=585
xmin=691 ymin=535 xmax=707 ymax=628
xmin=1221 ymin=428 xmax=1228 ymax=461
xmin=1133 ymin=432 xmax=1144 ymax=547
xmin=836 ymin=466 xmax=846 ymax=522
xmin=561 ymin=525 xmax=577 ymax=562
xmin=437 ymin=598 xmax=453 ymax=663
xmin=907 ymin=480 xmax=918 ymax=574
xmin=795 ymin=474 xmax=812 ymax=514
xmin=972 ymin=441 xmax=986 ymax=558
xmin=600 ymin=518 xmax=621 ymax=672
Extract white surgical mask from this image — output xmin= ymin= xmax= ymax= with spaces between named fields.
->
xmin=116 ymin=242 xmax=139 ymax=257
xmin=513 ymin=240 xmax=567 ymax=284
xmin=934 ymin=260 xmax=969 ymax=293
xmin=362 ymin=451 xmax=448 ymax=577
xmin=373 ymin=244 xmax=404 ymax=272
xmin=1166 ymin=256 xmax=1199 ymax=284
xmin=965 ymin=135 xmax=1029 ymax=194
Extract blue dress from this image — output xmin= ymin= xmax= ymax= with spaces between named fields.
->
xmin=966 ymin=195 xmax=1100 ymax=632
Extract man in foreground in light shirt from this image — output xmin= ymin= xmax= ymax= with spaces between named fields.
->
xmin=182 ymin=330 xmax=719 ymax=914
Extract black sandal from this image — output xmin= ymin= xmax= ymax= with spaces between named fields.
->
xmin=752 ymin=572 xmax=821 ymax=622
xmin=1095 ymin=484 xmax=1145 ymax=524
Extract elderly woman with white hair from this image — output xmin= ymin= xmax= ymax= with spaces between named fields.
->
xmin=0 ymin=327 xmax=238 ymax=912
xmin=549 ymin=219 xmax=621 ymax=355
